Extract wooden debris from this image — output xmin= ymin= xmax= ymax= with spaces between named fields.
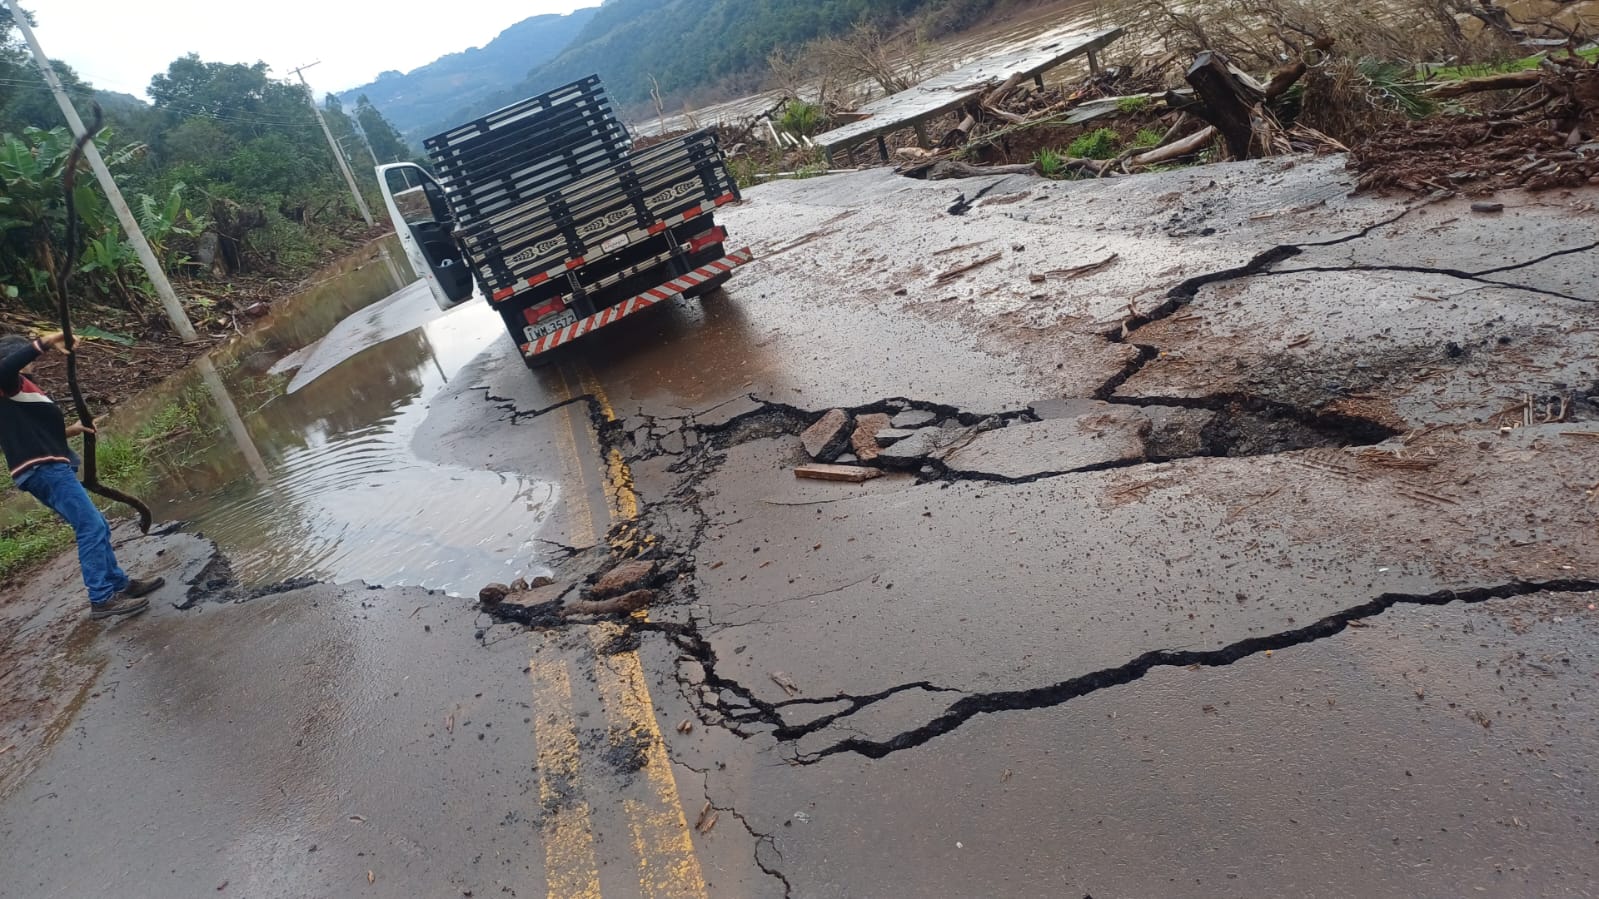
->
xmin=1045 ymin=253 xmax=1120 ymax=279
xmin=931 ymin=240 xmax=986 ymax=257
xmin=770 ymin=671 xmax=801 ymax=696
xmin=794 ymin=463 xmax=883 ymax=483
xmin=1428 ymin=70 xmax=1542 ymax=99
xmin=928 ymin=160 xmax=1038 ymax=180
xmin=1132 ymin=126 xmax=1217 ymax=166
xmin=933 ymin=251 xmax=1004 ymax=283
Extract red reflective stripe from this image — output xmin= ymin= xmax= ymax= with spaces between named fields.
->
xmin=493 ymin=287 xmax=514 ymax=301
xmin=566 ymin=258 xmax=584 ymax=270
xmin=713 ymin=193 xmax=736 ymax=207
xmin=524 ymin=250 xmax=751 ymax=360
xmin=528 ymin=272 xmax=549 ymax=287
xmin=648 ymin=222 xmax=668 ymax=235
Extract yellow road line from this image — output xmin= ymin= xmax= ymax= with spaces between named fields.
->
xmin=591 ymin=623 xmax=710 ymax=899
xmin=576 ymin=366 xmax=641 ymax=524
xmin=529 ymin=652 xmax=604 ymax=899
xmin=577 ymin=359 xmax=709 ymax=899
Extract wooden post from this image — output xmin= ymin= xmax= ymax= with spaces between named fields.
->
xmin=912 ymin=122 xmax=932 ymax=149
xmin=876 ymin=134 xmax=890 ymax=161
xmin=1034 ymin=73 xmax=1046 ymax=89
xmin=1183 ymin=51 xmax=1261 ymax=160
xmin=1088 ymin=50 xmax=1101 ymax=74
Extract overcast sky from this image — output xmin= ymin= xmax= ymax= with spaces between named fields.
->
xmin=24 ymin=0 xmax=592 ymax=99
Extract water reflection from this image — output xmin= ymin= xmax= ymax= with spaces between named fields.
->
xmin=116 ymin=237 xmax=556 ymax=597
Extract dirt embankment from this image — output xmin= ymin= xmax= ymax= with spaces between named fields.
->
xmin=12 ymin=227 xmax=394 ymax=412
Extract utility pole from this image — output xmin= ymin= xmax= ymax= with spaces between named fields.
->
xmin=351 ymin=118 xmax=383 ymax=167
xmin=290 ymin=61 xmax=373 ymax=227
xmin=5 ymin=1 xmax=199 ymax=342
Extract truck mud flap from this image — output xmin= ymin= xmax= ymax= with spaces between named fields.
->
xmin=521 ymin=248 xmax=753 ymax=358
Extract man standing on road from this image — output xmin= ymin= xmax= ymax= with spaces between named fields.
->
xmin=0 ymin=332 xmax=163 ymax=619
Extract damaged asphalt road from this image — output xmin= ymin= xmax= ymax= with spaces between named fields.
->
xmin=5 ymin=155 xmax=1599 ymax=897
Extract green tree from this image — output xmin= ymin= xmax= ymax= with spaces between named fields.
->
xmin=355 ymin=95 xmax=410 ymax=164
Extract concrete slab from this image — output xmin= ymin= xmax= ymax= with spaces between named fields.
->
xmin=937 ymin=404 xmax=1149 ymax=478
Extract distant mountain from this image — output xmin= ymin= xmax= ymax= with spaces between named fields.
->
xmin=94 ymin=90 xmax=148 ymax=116
xmin=452 ymin=0 xmax=995 ymax=125
xmin=339 ymin=8 xmax=599 ymax=143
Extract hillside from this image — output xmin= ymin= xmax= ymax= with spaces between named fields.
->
xmin=434 ymin=0 xmax=996 ymax=132
xmin=339 ymin=7 xmax=599 ymax=141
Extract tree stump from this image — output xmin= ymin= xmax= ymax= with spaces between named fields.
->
xmin=1184 ymin=51 xmax=1262 ymax=160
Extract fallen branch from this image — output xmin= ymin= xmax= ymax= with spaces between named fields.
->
xmin=928 ymin=159 xmax=1040 ymax=179
xmin=1427 ymin=70 xmax=1542 ymax=98
xmin=1045 ymin=253 xmax=1120 ymax=279
xmin=934 ymin=251 xmax=1004 ymax=283
xmin=1132 ymin=125 xmax=1217 ymax=165
xmin=1263 ymin=61 xmax=1308 ymax=101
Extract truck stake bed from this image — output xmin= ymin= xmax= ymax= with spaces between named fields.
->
xmin=379 ymin=75 xmax=752 ymax=367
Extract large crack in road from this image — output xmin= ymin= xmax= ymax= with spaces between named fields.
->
xmin=484 ymin=200 xmax=1599 ymax=774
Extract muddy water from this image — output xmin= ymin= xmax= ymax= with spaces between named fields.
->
xmin=107 ymin=239 xmax=554 ymax=596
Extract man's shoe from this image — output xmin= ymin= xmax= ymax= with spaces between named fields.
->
xmin=123 ymin=577 xmax=165 ymax=599
xmin=90 ymin=592 xmax=150 ymax=620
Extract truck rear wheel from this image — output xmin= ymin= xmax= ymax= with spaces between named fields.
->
xmin=523 ymin=344 xmax=567 ymax=370
xmin=684 ymin=272 xmax=730 ymax=299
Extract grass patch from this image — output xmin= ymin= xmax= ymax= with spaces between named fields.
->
xmin=1420 ymin=45 xmax=1599 ymax=81
xmin=1066 ymin=128 xmax=1121 ymax=160
xmin=1131 ymin=128 xmax=1165 ymax=149
xmin=729 ymin=150 xmax=829 ymax=189
xmin=778 ymin=101 xmax=824 ymax=137
xmin=1033 ymin=147 xmax=1066 ymax=177
xmin=0 ymin=509 xmax=73 ymax=584
xmin=95 ymin=435 xmax=153 ymax=496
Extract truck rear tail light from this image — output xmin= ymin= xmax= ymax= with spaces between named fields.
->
xmin=523 ymin=298 xmax=565 ymax=324
xmin=686 ymin=227 xmax=727 ymax=256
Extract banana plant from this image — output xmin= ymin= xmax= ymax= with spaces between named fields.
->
xmin=0 ymin=126 xmax=148 ymax=309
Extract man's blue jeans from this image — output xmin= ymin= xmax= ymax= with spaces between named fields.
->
xmin=19 ymin=462 xmax=129 ymax=604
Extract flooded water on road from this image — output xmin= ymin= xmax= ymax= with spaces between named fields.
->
xmin=107 ymin=239 xmax=558 ymax=596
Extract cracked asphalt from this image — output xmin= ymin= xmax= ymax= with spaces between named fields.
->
xmin=2 ymin=156 xmax=1597 ymax=897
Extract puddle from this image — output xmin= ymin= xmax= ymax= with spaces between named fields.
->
xmin=106 ymin=239 xmax=558 ymax=597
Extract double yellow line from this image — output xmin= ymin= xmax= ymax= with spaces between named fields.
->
xmin=527 ymin=362 xmax=707 ymax=899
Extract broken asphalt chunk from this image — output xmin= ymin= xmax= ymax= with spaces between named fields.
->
xmin=795 ymin=463 xmax=883 ymax=483
xmin=891 ymin=409 xmax=938 ymax=429
xmin=873 ymin=427 xmax=918 ymax=445
xmin=876 ymin=429 xmax=947 ymax=464
xmin=937 ymin=405 xmax=1150 ymax=479
xmin=589 ymin=560 xmax=657 ymax=599
xmin=801 ymin=409 xmax=852 ymax=461
xmin=851 ymin=412 xmax=892 ymax=461
xmin=478 ymin=583 xmax=510 ymax=606
xmin=561 ymin=589 xmax=655 ymax=618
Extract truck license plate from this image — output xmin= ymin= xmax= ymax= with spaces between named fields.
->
xmin=524 ymin=309 xmax=577 ymax=342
